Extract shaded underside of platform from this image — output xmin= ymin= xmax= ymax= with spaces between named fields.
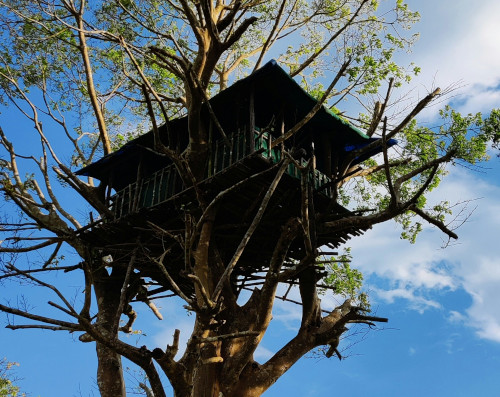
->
xmin=77 ymin=154 xmax=367 ymax=298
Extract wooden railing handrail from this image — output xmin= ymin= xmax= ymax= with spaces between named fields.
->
xmin=108 ymin=129 xmax=334 ymax=220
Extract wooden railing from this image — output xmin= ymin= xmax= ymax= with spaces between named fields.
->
xmin=109 ymin=129 xmax=334 ymax=220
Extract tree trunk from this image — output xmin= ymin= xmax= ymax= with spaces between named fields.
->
xmin=95 ymin=341 xmax=126 ymax=397
xmin=94 ymin=270 xmax=127 ymax=397
xmin=192 ymin=363 xmax=222 ymax=397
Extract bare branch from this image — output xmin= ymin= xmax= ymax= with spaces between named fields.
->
xmin=366 ymin=78 xmax=394 ymax=137
xmin=194 ymin=330 xmax=260 ymax=343
xmin=0 ymin=303 xmax=80 ymax=330
xmin=271 ymin=59 xmax=351 ymax=148
xmin=290 ymin=0 xmax=369 ymax=77
xmin=113 ymin=245 xmax=139 ymax=335
xmin=6 ymin=324 xmax=76 ymax=331
xmin=6 ymin=264 xmax=79 ymax=318
xmin=410 ymin=205 xmax=458 ymax=239
xmin=211 ymin=159 xmax=291 ymax=301
xmin=253 ymin=0 xmax=288 ymax=71
xmin=152 ymin=252 xmax=195 ymax=308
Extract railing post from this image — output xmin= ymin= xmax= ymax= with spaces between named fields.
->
xmin=249 ymin=86 xmax=255 ymax=154
xmin=229 ymin=134 xmax=234 ymax=166
xmin=214 ymin=140 xmax=219 ymax=174
xmin=208 ymin=119 xmax=213 ymax=178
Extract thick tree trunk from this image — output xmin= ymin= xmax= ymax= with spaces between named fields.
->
xmin=95 ymin=342 xmax=126 ymax=397
xmin=94 ymin=270 xmax=127 ymax=397
xmin=192 ymin=363 xmax=222 ymax=397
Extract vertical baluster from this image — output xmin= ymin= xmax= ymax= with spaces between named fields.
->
xmin=243 ymin=126 xmax=247 ymax=156
xmin=116 ymin=193 xmax=121 ymax=220
xmin=268 ymin=133 xmax=272 ymax=161
xmin=172 ymin=169 xmax=177 ymax=196
xmin=167 ymin=166 xmax=173 ymax=198
xmin=158 ymin=168 xmax=165 ymax=203
xmin=168 ymin=168 xmax=173 ymax=197
xmin=119 ymin=191 xmax=124 ymax=219
xmin=127 ymin=185 xmax=131 ymax=215
xmin=208 ymin=119 xmax=213 ymax=177
xmin=134 ymin=182 xmax=140 ymax=211
xmin=229 ymin=134 xmax=233 ymax=166
xmin=153 ymin=172 xmax=158 ymax=205
xmin=249 ymin=89 xmax=255 ymax=154
xmin=213 ymin=140 xmax=219 ymax=174
xmin=236 ymin=131 xmax=241 ymax=161
xmin=136 ymin=180 xmax=143 ymax=209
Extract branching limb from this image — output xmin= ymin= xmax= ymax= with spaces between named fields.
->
xmin=253 ymin=0 xmax=288 ymax=71
xmin=224 ymin=217 xmax=299 ymax=386
xmin=349 ymin=87 xmax=442 ymax=162
xmin=5 ymin=264 xmax=78 ymax=318
xmin=120 ymin=38 xmax=174 ymax=134
xmin=71 ymin=4 xmax=111 ymax=154
xmin=113 ymin=245 xmax=139 ymax=335
xmin=0 ymin=303 xmax=81 ymax=331
xmin=271 ymin=59 xmax=351 ymax=148
xmin=211 ymin=158 xmax=291 ymax=302
xmin=0 ymin=238 xmax=61 ymax=253
xmin=290 ymin=0 xmax=369 ymax=77
xmin=6 ymin=324 xmax=76 ymax=331
xmin=152 ymin=252 xmax=195 ymax=308
xmin=382 ymin=117 xmax=397 ymax=205
xmin=42 ymin=241 xmax=63 ymax=269
xmin=337 ymin=158 xmax=411 ymax=187
xmin=410 ymin=205 xmax=458 ymax=239
xmin=366 ymin=78 xmax=394 ymax=137
xmin=187 ymin=274 xmax=215 ymax=309
xmin=152 ymin=329 xmax=191 ymax=396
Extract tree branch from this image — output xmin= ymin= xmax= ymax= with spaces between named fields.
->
xmin=410 ymin=205 xmax=458 ymax=239
xmin=211 ymin=159 xmax=291 ymax=302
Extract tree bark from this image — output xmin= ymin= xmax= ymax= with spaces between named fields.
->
xmin=93 ymin=269 xmax=127 ymax=397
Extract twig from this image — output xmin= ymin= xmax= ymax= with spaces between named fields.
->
xmin=194 ymin=331 xmax=260 ymax=344
xmin=186 ymin=274 xmax=215 ymax=309
xmin=6 ymin=324 xmax=76 ymax=331
xmin=153 ymin=252 xmax=195 ymax=307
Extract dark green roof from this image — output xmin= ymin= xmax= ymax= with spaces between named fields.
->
xmin=77 ymin=60 xmax=374 ymax=187
xmin=206 ymin=59 xmax=369 ymax=144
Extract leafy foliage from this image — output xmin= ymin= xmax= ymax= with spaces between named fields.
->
xmin=0 ymin=1 xmax=498 ymax=396
xmin=0 ymin=359 xmax=25 ymax=397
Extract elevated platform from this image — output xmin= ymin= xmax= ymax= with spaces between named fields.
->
xmin=77 ymin=147 xmax=367 ymax=298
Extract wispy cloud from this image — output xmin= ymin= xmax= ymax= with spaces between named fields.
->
xmin=150 ymin=298 xmax=195 ymax=359
xmin=408 ymin=0 xmax=500 ymax=114
xmin=350 ymin=166 xmax=500 ymax=343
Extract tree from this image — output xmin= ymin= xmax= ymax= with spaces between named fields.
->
xmin=0 ymin=1 xmax=495 ymax=396
xmin=484 ymin=109 xmax=500 ymax=152
xmin=0 ymin=359 xmax=25 ymax=397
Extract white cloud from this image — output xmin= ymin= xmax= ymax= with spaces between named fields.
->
xmin=150 ymin=298 xmax=195 ymax=359
xmin=448 ymin=310 xmax=467 ymax=324
xmin=349 ymin=166 xmax=500 ymax=343
xmin=372 ymin=287 xmax=441 ymax=313
xmin=404 ymin=0 xmax=500 ymax=115
xmin=254 ymin=345 xmax=274 ymax=361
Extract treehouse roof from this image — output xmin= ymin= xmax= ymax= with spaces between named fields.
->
xmin=76 ymin=60 xmax=378 ymax=186
xmin=206 ymin=59 xmax=369 ymax=142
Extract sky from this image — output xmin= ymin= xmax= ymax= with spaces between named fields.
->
xmin=2 ymin=1 xmax=500 ymax=396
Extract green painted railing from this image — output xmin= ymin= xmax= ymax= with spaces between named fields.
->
xmin=109 ymin=130 xmax=334 ymax=220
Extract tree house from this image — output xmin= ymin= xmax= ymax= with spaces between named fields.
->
xmin=76 ymin=60 xmax=391 ymax=297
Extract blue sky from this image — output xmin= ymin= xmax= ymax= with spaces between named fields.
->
xmin=2 ymin=1 xmax=500 ymax=396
